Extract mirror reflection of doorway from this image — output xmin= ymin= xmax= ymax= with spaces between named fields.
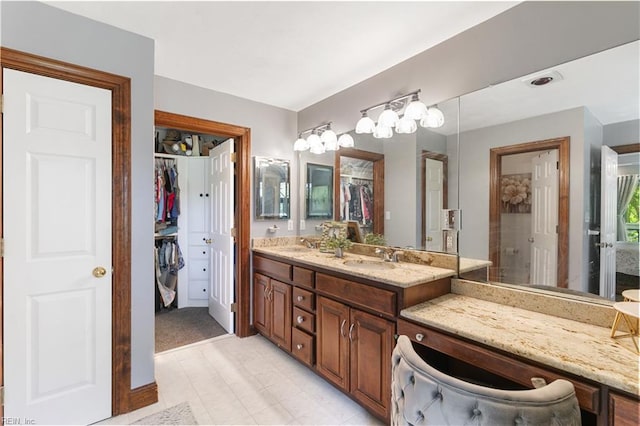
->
xmin=489 ymin=137 xmax=570 ymax=287
xmin=421 ymin=151 xmax=448 ymax=250
xmin=335 ymin=148 xmax=384 ymax=235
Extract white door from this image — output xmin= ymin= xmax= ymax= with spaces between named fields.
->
xmin=530 ymin=150 xmax=559 ymax=286
xmin=600 ymin=146 xmax=618 ymax=300
xmin=424 ymin=158 xmax=444 ymax=250
xmin=208 ymin=139 xmax=235 ymax=333
xmin=3 ymin=69 xmax=112 ymax=424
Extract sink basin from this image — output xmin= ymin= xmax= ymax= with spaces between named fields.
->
xmin=342 ymin=259 xmax=395 ymax=270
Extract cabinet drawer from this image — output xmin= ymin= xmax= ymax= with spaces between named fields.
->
xmin=291 ymin=327 xmax=314 ymax=367
xmin=293 ymin=266 xmax=315 ymax=288
xmin=189 ymin=232 xmax=211 ymax=246
xmin=188 ymin=280 xmax=208 ymax=300
xmin=293 ymin=287 xmax=315 ymax=311
xmin=189 ymin=246 xmax=209 ymax=259
xmin=188 ymin=259 xmax=210 ymax=280
xmin=397 ymin=319 xmax=600 ymax=414
xmin=610 ymin=392 xmax=640 ymax=426
xmin=293 ymin=307 xmax=315 ymax=333
xmin=254 ymin=255 xmax=292 ymax=282
xmin=316 ymin=273 xmax=396 ymax=316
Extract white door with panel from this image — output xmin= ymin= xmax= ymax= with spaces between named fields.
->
xmin=424 ymin=158 xmax=444 ymax=251
xmin=530 ymin=150 xmax=559 ymax=286
xmin=208 ymin=139 xmax=235 ymax=333
xmin=3 ymin=69 xmax=112 ymax=424
xmin=600 ymin=146 xmax=618 ymax=300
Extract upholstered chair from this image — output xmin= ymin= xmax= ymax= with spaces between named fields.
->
xmin=391 ymin=335 xmax=581 ymax=425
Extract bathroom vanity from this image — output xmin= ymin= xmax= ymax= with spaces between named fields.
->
xmin=251 ymin=243 xmax=638 ymax=424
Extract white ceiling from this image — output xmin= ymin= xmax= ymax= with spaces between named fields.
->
xmin=44 ymin=1 xmax=518 ymax=111
xmin=435 ymin=40 xmax=640 ymax=136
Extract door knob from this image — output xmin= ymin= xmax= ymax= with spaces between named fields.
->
xmin=426 ymin=237 xmax=433 ymax=242
xmin=528 ymin=237 xmax=535 ymax=243
xmin=93 ymin=266 xmax=107 ymax=278
xmin=205 ymin=239 xmax=212 ymax=244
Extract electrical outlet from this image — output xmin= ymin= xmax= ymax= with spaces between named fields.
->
xmin=300 ymin=220 xmax=306 ymax=230
xmin=287 ymin=220 xmax=293 ymax=231
xmin=385 ymin=211 xmax=391 ymax=220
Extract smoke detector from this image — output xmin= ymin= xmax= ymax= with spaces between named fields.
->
xmin=522 ymin=70 xmax=564 ymax=87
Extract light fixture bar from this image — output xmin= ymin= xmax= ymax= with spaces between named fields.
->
xmin=298 ymin=122 xmax=332 ymax=136
xmin=358 ymin=89 xmax=421 ymax=114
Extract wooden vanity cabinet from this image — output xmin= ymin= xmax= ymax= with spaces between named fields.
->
xmin=609 ymin=392 xmax=640 ymax=426
xmin=316 ymin=295 xmax=394 ymax=420
xmin=252 ymin=272 xmax=292 ymax=351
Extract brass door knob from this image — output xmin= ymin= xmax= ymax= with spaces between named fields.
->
xmin=93 ymin=266 xmax=107 ymax=278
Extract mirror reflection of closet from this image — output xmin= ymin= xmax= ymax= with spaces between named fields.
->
xmin=335 ymin=148 xmax=384 ymax=236
xmin=254 ymin=157 xmax=291 ymax=220
xmin=306 ymin=163 xmax=333 ymax=219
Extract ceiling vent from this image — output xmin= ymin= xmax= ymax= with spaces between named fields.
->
xmin=522 ymin=70 xmax=564 ymax=87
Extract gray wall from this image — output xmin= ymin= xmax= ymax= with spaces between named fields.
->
xmin=154 ymin=76 xmax=298 ymax=238
xmin=298 ymin=2 xmax=640 ymax=136
xmin=1 ymin=1 xmax=155 ymax=388
xmin=604 ymin=119 xmax=640 ymax=146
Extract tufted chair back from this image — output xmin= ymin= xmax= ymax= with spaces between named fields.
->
xmin=391 ymin=335 xmax=581 ymax=426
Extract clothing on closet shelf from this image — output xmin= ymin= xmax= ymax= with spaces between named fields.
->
xmin=155 ymin=158 xmax=181 ymax=230
xmin=154 ymin=238 xmax=184 ymax=308
xmin=340 ymin=179 xmax=373 ymax=226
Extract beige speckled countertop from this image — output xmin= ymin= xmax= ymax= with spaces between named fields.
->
xmin=253 ymin=245 xmax=456 ymax=288
xmin=401 ymin=293 xmax=639 ymax=396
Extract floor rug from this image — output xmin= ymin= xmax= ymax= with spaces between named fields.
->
xmin=132 ymin=402 xmax=197 ymax=425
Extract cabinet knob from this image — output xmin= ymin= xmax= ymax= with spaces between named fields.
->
xmin=205 ymin=193 xmax=209 ymax=197
xmin=415 ymin=333 xmax=424 ymax=342
xmin=296 ymin=344 xmax=303 ymax=350
xmin=202 ymin=288 xmax=206 ymax=292
xmin=203 ymin=268 xmax=206 ymax=272
xmin=297 ymin=295 xmax=304 ymax=302
xmin=296 ymin=315 xmax=305 ymax=324
xmin=200 ymin=193 xmax=203 ymax=197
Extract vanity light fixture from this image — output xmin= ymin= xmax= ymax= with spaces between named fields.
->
xmin=294 ymin=122 xmax=352 ymax=154
xmin=355 ymin=89 xmax=445 ymax=137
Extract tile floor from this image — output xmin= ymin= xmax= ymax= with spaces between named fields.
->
xmin=99 ymin=334 xmax=384 ymax=425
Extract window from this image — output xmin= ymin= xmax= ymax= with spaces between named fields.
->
xmin=624 ymin=184 xmax=639 ymax=242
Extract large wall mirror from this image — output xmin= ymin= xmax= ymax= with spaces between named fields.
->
xmin=455 ymin=40 xmax=639 ymax=302
xmin=306 ymin=163 xmax=333 ymax=219
xmin=254 ymin=156 xmax=291 ymax=220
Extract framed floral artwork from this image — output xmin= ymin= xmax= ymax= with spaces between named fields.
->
xmin=500 ymin=173 xmax=531 ymax=213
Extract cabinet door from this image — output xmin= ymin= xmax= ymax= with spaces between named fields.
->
xmin=316 ymin=296 xmax=350 ymax=391
xmin=253 ymin=273 xmax=270 ymax=337
xmin=270 ymin=279 xmax=292 ymax=351
xmin=610 ymin=392 xmax=640 ymax=426
xmin=349 ymin=309 xmax=394 ymax=420
xmin=187 ymin=158 xmax=211 ymax=233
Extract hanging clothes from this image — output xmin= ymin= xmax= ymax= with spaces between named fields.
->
xmin=154 ymin=238 xmax=185 ymax=307
xmin=154 ymin=158 xmax=181 ymax=229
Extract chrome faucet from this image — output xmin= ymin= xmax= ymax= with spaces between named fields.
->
xmin=300 ymin=238 xmax=317 ymax=249
xmin=375 ymin=247 xmax=403 ymax=262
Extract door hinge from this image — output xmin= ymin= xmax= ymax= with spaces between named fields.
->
xmin=556 ymin=225 xmax=559 ymax=233
xmin=1 ymin=238 xmax=4 ymax=258
xmin=231 ymin=227 xmax=237 ymax=238
xmin=1 ymin=94 xmax=3 ymax=114
xmin=230 ymin=302 xmax=237 ymax=313
xmin=230 ymin=152 xmax=236 ymax=163
xmin=556 ymin=161 xmax=559 ymax=170
xmin=1 ymin=385 xmax=4 ymax=405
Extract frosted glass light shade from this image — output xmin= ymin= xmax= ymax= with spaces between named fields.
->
xmin=324 ymin=138 xmax=339 ymax=151
xmin=355 ymin=115 xmax=375 ymax=134
xmin=396 ymin=116 xmax=417 ymax=134
xmin=293 ymin=137 xmax=309 ymax=151
xmin=373 ymin=124 xmax=393 ymax=139
xmin=338 ymin=133 xmax=355 ymax=148
xmin=307 ymin=133 xmax=322 ymax=148
xmin=320 ymin=129 xmax=337 ymax=144
xmin=309 ymin=142 xmax=326 ymax=154
xmin=378 ymin=107 xmax=399 ymax=128
xmin=404 ymin=99 xmax=428 ymax=120
xmin=420 ymin=106 xmax=445 ymax=128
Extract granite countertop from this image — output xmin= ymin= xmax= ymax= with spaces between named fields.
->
xmin=253 ymin=245 xmax=456 ymax=288
xmin=401 ymin=293 xmax=639 ymax=396
xmin=459 ymin=257 xmax=492 ymax=273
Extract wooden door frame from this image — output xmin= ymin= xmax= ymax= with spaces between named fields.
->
xmin=334 ymin=148 xmax=385 ymax=235
xmin=489 ymin=136 xmax=570 ymax=287
xmin=154 ymin=110 xmax=252 ymax=340
xmin=0 ymin=47 xmax=137 ymax=415
xmin=421 ymin=150 xmax=448 ymax=249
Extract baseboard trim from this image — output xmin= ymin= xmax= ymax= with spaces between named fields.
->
xmin=128 ymin=382 xmax=158 ymax=412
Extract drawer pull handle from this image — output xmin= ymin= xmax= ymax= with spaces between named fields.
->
xmin=340 ymin=319 xmax=346 ymax=337
xmin=296 ymin=315 xmax=305 ymax=324
xmin=415 ymin=333 xmax=424 ymax=342
xmin=297 ymin=295 xmax=304 ymax=302
xmin=296 ymin=344 xmax=303 ymax=350
xmin=348 ymin=323 xmax=356 ymax=342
